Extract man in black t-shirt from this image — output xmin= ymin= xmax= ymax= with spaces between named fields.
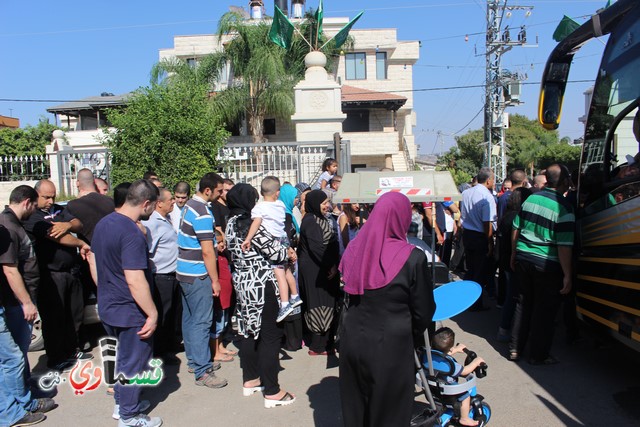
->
xmin=24 ymin=180 xmax=92 ymax=370
xmin=56 ymin=168 xmax=115 ymax=244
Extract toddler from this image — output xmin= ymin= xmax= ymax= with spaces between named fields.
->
xmin=241 ymin=176 xmax=302 ymax=322
xmin=432 ymin=327 xmax=486 ymax=427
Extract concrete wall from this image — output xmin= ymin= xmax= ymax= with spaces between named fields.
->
xmin=0 ymin=180 xmax=38 ymax=208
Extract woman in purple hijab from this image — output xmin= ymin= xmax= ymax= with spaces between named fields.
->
xmin=338 ymin=192 xmax=436 ymax=427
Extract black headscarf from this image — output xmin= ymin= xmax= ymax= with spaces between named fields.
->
xmin=304 ymin=190 xmax=334 ymax=245
xmin=226 ymin=183 xmax=259 ymax=236
xmin=304 ymin=190 xmax=328 ymax=218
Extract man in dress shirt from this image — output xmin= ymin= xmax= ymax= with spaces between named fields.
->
xmin=142 ymin=187 xmax=179 ymax=364
xmin=460 ymin=167 xmax=497 ymax=310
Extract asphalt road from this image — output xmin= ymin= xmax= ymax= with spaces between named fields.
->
xmin=27 ymin=301 xmax=639 ymax=426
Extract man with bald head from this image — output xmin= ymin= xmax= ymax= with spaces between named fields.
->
xmin=497 ymin=169 xmax=527 ymax=220
xmin=23 ymin=180 xmax=93 ymax=371
xmin=62 ymin=168 xmax=115 ymax=244
xmin=532 ymin=173 xmax=547 ymax=193
xmin=510 ymin=164 xmax=574 ymax=365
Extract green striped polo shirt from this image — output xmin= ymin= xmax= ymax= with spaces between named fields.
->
xmin=513 ymin=188 xmax=575 ymax=271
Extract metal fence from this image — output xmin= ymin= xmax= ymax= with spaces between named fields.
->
xmin=0 ymin=155 xmax=50 ymax=181
xmin=218 ymin=141 xmax=341 ymax=188
xmin=53 ymin=149 xmax=111 ymax=196
xmin=48 ymin=140 xmax=347 ymax=194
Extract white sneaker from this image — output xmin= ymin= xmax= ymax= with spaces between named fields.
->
xmin=113 ymin=400 xmax=151 ymax=420
xmin=118 ymin=414 xmax=162 ymax=427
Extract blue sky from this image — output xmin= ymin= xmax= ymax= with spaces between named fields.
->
xmin=0 ymin=1 xmax=610 ymax=153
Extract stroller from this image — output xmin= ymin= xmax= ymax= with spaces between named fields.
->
xmin=411 ymin=281 xmax=492 ymax=427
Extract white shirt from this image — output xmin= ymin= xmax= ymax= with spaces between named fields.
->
xmin=251 ymin=200 xmax=286 ymax=238
xmin=169 ymin=205 xmax=184 ymax=234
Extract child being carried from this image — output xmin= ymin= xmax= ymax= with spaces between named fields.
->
xmin=241 ymin=176 xmax=302 ymax=322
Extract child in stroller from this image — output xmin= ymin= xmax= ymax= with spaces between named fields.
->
xmin=430 ymin=327 xmax=487 ymax=427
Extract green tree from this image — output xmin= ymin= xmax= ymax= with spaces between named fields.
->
xmin=0 ymin=119 xmax=59 ymax=157
xmin=438 ymin=114 xmax=579 ymax=182
xmin=103 ymin=76 xmax=229 ymax=189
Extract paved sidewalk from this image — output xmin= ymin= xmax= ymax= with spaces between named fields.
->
xmin=27 ymin=307 xmax=638 ymax=426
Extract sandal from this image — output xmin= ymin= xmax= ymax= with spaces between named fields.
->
xmin=264 ymin=391 xmax=296 ymax=408
xmin=243 ymin=385 xmax=264 ymax=397
xmin=508 ymin=350 xmax=519 ymax=362
xmin=213 ymin=354 xmax=234 ymax=363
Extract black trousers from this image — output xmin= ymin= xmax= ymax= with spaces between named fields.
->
xmin=510 ymin=261 xmax=563 ymax=361
xmin=463 ymin=230 xmax=490 ymax=308
xmin=39 ymin=269 xmax=84 ymax=366
xmin=239 ymin=284 xmax=283 ymax=396
xmin=152 ymin=273 xmax=179 ymax=356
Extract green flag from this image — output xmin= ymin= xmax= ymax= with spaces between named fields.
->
xmin=333 ymin=11 xmax=364 ymax=49
xmin=552 ymin=15 xmax=580 ymax=42
xmin=315 ymin=0 xmax=324 ymax=36
xmin=269 ymin=5 xmax=294 ymax=49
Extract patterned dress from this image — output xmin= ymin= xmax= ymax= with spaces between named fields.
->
xmin=225 ymin=215 xmax=288 ymax=339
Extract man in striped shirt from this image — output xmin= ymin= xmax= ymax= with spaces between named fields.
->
xmin=509 ymin=164 xmax=574 ymax=365
xmin=177 ymin=172 xmax=228 ymax=389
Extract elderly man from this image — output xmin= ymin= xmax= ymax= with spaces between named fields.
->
xmin=92 ymin=180 xmax=162 ymax=427
xmin=177 ymin=173 xmax=227 ymax=389
xmin=23 ymin=180 xmax=92 ymax=371
xmin=460 ymin=167 xmax=497 ymax=311
xmin=509 ymin=164 xmax=575 ymax=365
xmin=141 ymin=187 xmax=179 ymax=365
xmin=169 ymin=182 xmax=190 ymax=234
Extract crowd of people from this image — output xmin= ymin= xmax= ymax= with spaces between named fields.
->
xmin=456 ymin=164 xmax=576 ymax=368
xmin=0 ymin=157 xmax=578 ymax=427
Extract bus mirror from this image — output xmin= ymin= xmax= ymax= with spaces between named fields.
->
xmin=539 ymin=83 xmax=564 ymax=130
xmin=539 ymin=62 xmax=570 ymax=130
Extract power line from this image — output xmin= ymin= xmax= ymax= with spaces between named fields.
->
xmin=453 ymin=106 xmax=485 ymax=135
xmin=0 ymin=79 xmax=596 ymax=104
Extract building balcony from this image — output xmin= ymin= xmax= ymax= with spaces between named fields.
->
xmin=346 ymin=130 xmax=400 ymax=156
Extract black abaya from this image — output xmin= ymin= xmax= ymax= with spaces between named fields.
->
xmin=339 ymin=249 xmax=435 ymax=427
xmin=297 ymin=213 xmax=340 ymax=352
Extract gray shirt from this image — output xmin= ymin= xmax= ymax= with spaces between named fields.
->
xmin=142 ymin=210 xmax=178 ymax=274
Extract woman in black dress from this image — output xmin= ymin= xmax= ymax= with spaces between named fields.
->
xmin=297 ymin=190 xmax=341 ymax=355
xmin=339 ymin=192 xmax=435 ymax=426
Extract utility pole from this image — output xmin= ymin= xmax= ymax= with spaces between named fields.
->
xmin=484 ymin=1 xmax=535 ymax=185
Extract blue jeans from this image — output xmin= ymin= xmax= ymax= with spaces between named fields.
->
xmin=4 ymin=304 xmax=32 ymax=381
xmin=0 ymin=306 xmax=33 ymax=426
xmin=210 ymin=309 xmax=228 ymax=340
xmin=180 ymin=277 xmax=214 ymax=379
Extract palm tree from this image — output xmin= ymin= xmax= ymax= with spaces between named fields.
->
xmin=150 ymin=10 xmax=346 ymax=144
xmin=212 ymin=12 xmax=300 ymax=143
